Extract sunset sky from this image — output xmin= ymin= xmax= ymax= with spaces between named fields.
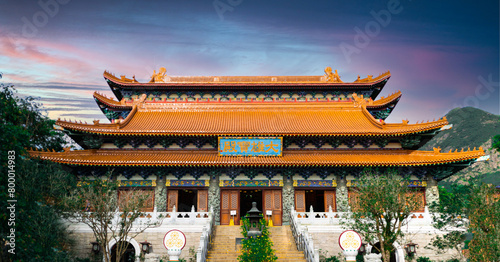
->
xmin=1 ymin=0 xmax=498 ymax=123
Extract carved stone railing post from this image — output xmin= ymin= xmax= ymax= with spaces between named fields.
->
xmin=197 ymin=226 xmax=206 ymax=262
xmin=328 ymin=205 xmax=334 ymax=224
xmin=190 ymin=205 xmax=196 ymax=223
xmin=308 ymin=205 xmax=315 ymax=224
xmin=172 ymin=205 xmax=177 ymax=223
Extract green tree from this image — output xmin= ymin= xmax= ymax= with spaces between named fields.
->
xmin=341 ymin=169 xmax=420 ymax=262
xmin=427 ymin=185 xmax=471 ymax=261
xmin=492 ymin=134 xmax=500 ymax=152
xmin=467 ymin=184 xmax=500 ymax=262
xmin=62 ymin=177 xmax=163 ymax=262
xmin=429 ymin=183 xmax=500 ymax=262
xmin=0 ymin=84 xmax=76 ymax=261
xmin=238 ymin=218 xmax=277 ymax=262
xmin=0 ymin=84 xmax=65 ymax=158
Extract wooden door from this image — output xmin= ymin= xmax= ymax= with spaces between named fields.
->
xmin=263 ymin=189 xmax=282 ymax=226
xmin=220 ymin=190 xmax=240 ymax=225
xmin=324 ymin=190 xmax=336 ymax=212
xmin=294 ymin=190 xmax=306 ymax=212
xmin=348 ymin=189 xmax=360 ymax=211
xmin=167 ymin=189 xmax=178 ymax=212
xmin=197 ymin=189 xmax=208 ymax=212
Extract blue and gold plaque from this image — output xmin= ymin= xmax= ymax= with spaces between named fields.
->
xmin=218 ymin=137 xmax=282 ymax=156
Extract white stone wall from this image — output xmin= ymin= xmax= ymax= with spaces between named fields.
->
xmin=68 ymin=221 xmax=206 ymax=261
xmin=310 ymin=231 xmax=456 ymax=261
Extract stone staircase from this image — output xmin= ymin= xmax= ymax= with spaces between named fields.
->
xmin=206 ymin=225 xmax=306 ymax=262
xmin=269 ymin=226 xmax=307 ymax=262
xmin=206 ymin=226 xmax=242 ymax=261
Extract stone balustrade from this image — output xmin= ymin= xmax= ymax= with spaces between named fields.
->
xmin=291 ymin=206 xmax=434 ymax=230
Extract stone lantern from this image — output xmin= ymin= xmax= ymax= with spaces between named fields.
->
xmin=405 ymin=242 xmax=419 ymax=256
xmin=90 ymin=241 xmax=100 ymax=255
xmin=245 ymin=202 xmax=263 ymax=238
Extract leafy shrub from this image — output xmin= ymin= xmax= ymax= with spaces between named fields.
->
xmin=318 ymin=249 xmax=341 ymax=262
xmin=238 ymin=218 xmax=277 ymax=262
xmin=416 ymin=257 xmax=432 ymax=262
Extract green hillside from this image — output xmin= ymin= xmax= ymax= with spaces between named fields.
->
xmin=421 ymin=107 xmax=500 ymax=151
xmin=420 ymin=107 xmax=500 ymax=185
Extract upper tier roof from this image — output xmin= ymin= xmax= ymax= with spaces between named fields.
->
xmin=57 ymin=99 xmax=446 ymax=136
xmin=103 ymin=69 xmax=391 ymax=88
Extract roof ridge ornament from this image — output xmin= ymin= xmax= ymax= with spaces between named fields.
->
xmin=324 ymin=67 xmax=343 ymax=83
xmin=149 ymin=67 xmax=170 ymax=83
xmin=132 ymin=94 xmax=147 ymax=105
xmin=352 ymin=93 xmax=367 ymax=107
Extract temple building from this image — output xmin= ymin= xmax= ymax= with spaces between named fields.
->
xmin=30 ymin=67 xmax=487 ymax=261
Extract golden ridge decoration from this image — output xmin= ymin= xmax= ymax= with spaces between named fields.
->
xmin=324 ymin=67 xmax=343 ymax=83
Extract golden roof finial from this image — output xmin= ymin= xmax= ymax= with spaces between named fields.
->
xmin=150 ymin=67 xmax=168 ymax=83
xmin=324 ymin=67 xmax=343 ymax=83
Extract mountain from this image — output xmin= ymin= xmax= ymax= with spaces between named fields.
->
xmin=420 ymin=107 xmax=500 ymax=185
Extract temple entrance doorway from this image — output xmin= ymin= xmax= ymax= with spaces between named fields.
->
xmin=295 ymin=189 xmax=336 ymax=213
xmin=306 ymin=190 xmax=324 ymax=212
xmin=177 ymin=189 xmax=197 ymax=212
xmin=110 ymin=241 xmax=136 ymax=262
xmin=220 ymin=188 xmax=282 ymax=226
xmin=240 ymin=189 xmax=262 ymax=219
xmin=167 ymin=189 xmax=209 ymax=212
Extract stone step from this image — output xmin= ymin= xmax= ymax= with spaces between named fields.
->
xmin=207 ymin=225 xmax=306 ymax=262
xmin=208 ymin=258 xmax=306 ymax=261
xmin=208 ymin=256 xmax=305 ymax=258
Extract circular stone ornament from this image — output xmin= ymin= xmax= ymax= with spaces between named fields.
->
xmin=163 ymin=229 xmax=187 ymax=251
xmin=338 ymin=230 xmax=362 ymax=252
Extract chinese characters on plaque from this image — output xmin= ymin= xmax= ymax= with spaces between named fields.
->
xmin=218 ymin=137 xmax=282 ymax=156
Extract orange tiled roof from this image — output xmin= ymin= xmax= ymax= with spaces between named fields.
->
xmin=28 ymin=148 xmax=485 ymax=167
xmin=56 ymin=102 xmax=446 ymax=136
xmin=103 ymin=70 xmax=391 ymax=87
xmin=93 ymin=92 xmax=130 ymax=109
xmin=367 ymin=91 xmax=401 ymax=108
